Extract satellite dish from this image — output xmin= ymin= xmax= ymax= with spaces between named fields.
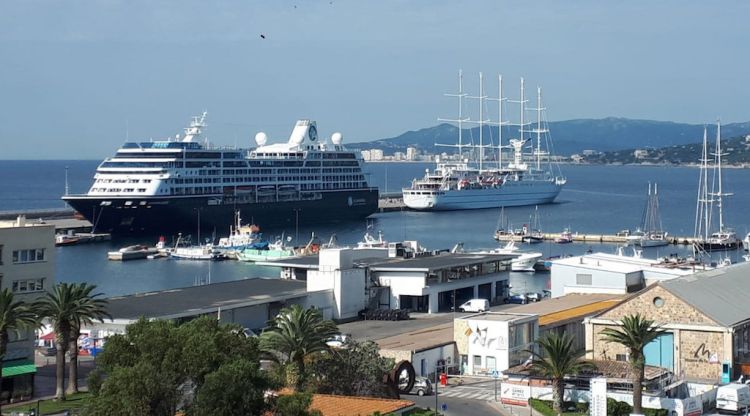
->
xmin=331 ymin=132 xmax=343 ymax=145
xmin=255 ymin=132 xmax=268 ymax=146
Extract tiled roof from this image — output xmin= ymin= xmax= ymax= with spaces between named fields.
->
xmin=309 ymin=393 xmax=415 ymax=416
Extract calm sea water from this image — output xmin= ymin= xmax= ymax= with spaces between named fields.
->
xmin=2 ymin=160 xmax=749 ymax=296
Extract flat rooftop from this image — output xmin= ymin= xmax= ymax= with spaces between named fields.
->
xmin=505 ymin=293 xmax=623 ymax=326
xmin=106 ymin=278 xmax=308 ymax=320
xmin=552 ymin=252 xmax=697 ymax=276
xmin=376 ymin=322 xmax=454 ymax=353
xmin=255 ymin=255 xmax=320 ymax=269
xmin=461 ymin=311 xmax=535 ymax=322
xmin=368 ymin=252 xmax=513 ymax=272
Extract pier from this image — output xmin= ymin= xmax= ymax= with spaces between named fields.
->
xmin=539 ymin=233 xmax=704 ymax=246
xmin=378 ymin=195 xmax=406 ymax=212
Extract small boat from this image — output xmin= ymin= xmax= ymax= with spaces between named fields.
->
xmin=108 ymin=245 xmax=158 ymax=261
xmin=357 ymin=229 xmax=387 ymax=249
xmin=520 ymin=206 xmax=544 ymax=244
xmin=55 ymin=234 xmax=81 ymax=246
xmin=216 ymin=212 xmax=262 ymax=253
xmin=170 ymin=234 xmax=225 ymax=260
xmin=237 ymin=238 xmax=295 ymax=262
xmin=627 ymin=183 xmax=669 ymax=247
xmin=743 ymin=233 xmax=750 ymax=251
xmin=486 ymin=241 xmax=543 ymax=272
xmin=554 ymin=229 xmax=573 ymax=244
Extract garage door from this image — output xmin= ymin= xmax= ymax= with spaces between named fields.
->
xmin=644 ymin=333 xmax=674 ymax=371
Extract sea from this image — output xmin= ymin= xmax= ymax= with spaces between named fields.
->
xmin=2 ymin=160 xmax=749 ymax=297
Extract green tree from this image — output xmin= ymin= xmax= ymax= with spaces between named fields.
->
xmin=190 ymin=359 xmax=272 ymax=416
xmin=259 ymin=305 xmax=338 ymax=391
xmin=600 ymin=314 xmax=666 ymax=415
xmin=65 ymin=283 xmax=110 ymax=395
xmin=84 ymin=316 xmax=267 ymax=416
xmin=274 ymin=392 xmax=322 ymax=416
xmin=527 ymin=332 xmax=593 ymax=415
xmin=0 ymin=289 xmax=39 ymax=412
xmin=36 ymin=283 xmax=79 ymax=400
xmin=310 ymin=339 xmax=394 ymax=397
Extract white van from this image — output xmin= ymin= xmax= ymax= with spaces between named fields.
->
xmin=716 ymin=383 xmax=750 ymax=413
xmin=458 ymin=299 xmax=490 ymax=312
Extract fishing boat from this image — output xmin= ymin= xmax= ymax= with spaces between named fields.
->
xmin=626 ymin=183 xmax=669 ymax=247
xmin=215 ymin=212 xmax=263 ymax=257
xmin=694 ymin=122 xmax=740 ymax=251
xmin=357 ymin=229 xmax=387 ymax=249
xmin=402 ymin=72 xmax=566 ymax=211
xmin=170 ymin=234 xmax=224 ymax=260
xmin=237 ymin=238 xmax=295 ymax=262
xmin=554 ymin=229 xmax=573 ymax=244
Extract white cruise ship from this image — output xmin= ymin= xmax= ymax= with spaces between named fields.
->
xmin=63 ymin=114 xmax=378 ymax=234
xmin=403 ymin=73 xmax=566 ymax=210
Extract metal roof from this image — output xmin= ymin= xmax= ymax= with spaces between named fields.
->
xmin=105 ymin=278 xmax=308 ymax=320
xmin=254 ymin=255 xmax=320 ymax=269
xmin=367 ymin=253 xmax=512 ymax=272
xmin=661 ymin=262 xmax=750 ymax=327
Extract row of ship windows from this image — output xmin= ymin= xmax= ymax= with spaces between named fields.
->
xmin=169 ymin=175 xmax=365 ymax=184
xmin=91 ymin=188 xmax=148 ymax=193
xmin=103 ymin=159 xmax=360 ymax=169
xmin=169 ymin=182 xmax=368 ymax=195
xmin=95 ymin=179 xmax=153 ymax=184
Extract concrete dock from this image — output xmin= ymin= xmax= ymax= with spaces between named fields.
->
xmin=540 ymin=232 xmax=703 ymax=246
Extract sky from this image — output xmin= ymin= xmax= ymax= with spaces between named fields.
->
xmin=1 ymin=1 xmax=749 ymax=159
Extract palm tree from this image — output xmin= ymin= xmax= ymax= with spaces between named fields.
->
xmin=527 ymin=332 xmax=593 ymax=415
xmin=65 ymin=283 xmax=110 ymax=395
xmin=37 ymin=283 xmax=110 ymax=400
xmin=259 ymin=305 xmax=338 ymax=391
xmin=600 ymin=314 xmax=665 ymax=415
xmin=0 ymin=289 xmax=39 ymax=412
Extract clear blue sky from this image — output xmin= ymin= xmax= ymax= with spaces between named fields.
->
xmin=1 ymin=1 xmax=748 ymax=159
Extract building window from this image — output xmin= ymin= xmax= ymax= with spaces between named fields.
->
xmin=653 ymin=297 xmax=665 ymax=308
xmin=576 ymin=273 xmax=592 ymax=285
xmin=473 ymin=355 xmax=482 ymax=368
xmin=12 ymin=278 xmax=45 ymax=293
xmin=486 ymin=356 xmax=497 ymax=370
xmin=616 ymin=354 xmax=627 ymax=362
xmin=12 ymin=249 xmax=45 ymax=264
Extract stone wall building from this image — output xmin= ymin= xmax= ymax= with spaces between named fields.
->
xmin=585 ymin=264 xmax=750 ymax=382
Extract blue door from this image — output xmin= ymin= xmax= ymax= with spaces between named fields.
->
xmin=644 ymin=333 xmax=674 ymax=371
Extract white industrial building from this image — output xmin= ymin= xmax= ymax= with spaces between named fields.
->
xmin=454 ymin=312 xmax=539 ymax=376
xmin=550 ymin=252 xmax=702 ymax=298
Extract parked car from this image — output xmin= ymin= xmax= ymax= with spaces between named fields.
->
xmin=457 ymin=299 xmax=489 ymax=312
xmin=38 ymin=346 xmax=57 ymax=357
xmin=409 ymin=377 xmax=433 ymax=396
xmin=525 ymin=292 xmax=543 ymax=302
xmin=505 ymin=294 xmax=528 ymax=304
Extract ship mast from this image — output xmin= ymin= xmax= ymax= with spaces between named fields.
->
xmin=466 ymin=73 xmax=490 ymax=170
xmin=437 ymin=70 xmax=469 ymax=157
xmin=529 ymin=86 xmax=549 ymax=171
xmin=712 ymin=120 xmax=730 ymax=232
xmin=486 ymin=75 xmax=508 ymax=170
xmin=694 ymin=126 xmax=712 ymax=240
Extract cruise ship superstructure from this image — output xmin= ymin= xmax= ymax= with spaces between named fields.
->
xmin=403 ymin=72 xmax=566 ymax=210
xmin=63 ymin=114 xmax=378 ymax=234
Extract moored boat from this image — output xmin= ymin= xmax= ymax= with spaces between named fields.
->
xmin=107 ymin=245 xmax=158 ymax=261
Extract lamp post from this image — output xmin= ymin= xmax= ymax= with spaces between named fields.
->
xmin=293 ymin=208 xmax=301 ymax=245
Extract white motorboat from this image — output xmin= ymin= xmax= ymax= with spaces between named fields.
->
xmin=489 ymin=241 xmax=543 ymax=272
xmin=743 ymin=233 xmax=750 ymax=251
xmin=357 ymin=229 xmax=387 ymax=249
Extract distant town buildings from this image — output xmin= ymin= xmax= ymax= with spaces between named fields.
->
xmin=634 ymin=149 xmax=649 ymax=159
xmin=406 ymin=147 xmax=418 ymax=161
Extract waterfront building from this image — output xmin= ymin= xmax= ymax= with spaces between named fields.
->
xmin=406 ymin=147 xmax=417 ymax=161
xmin=634 ymin=149 xmax=649 ymax=159
xmin=585 ymin=263 xmax=750 ymax=382
xmin=360 ymin=150 xmax=371 ymax=161
xmin=453 ymin=312 xmax=538 ymax=376
xmin=369 ymin=149 xmax=384 ymax=161
xmin=0 ymin=216 xmax=55 ymax=399
xmin=550 ymin=252 xmax=701 ymax=298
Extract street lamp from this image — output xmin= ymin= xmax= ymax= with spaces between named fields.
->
xmin=293 ymin=208 xmax=302 ymax=244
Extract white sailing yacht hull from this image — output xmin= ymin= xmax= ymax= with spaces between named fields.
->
xmin=403 ymin=180 xmax=563 ymax=210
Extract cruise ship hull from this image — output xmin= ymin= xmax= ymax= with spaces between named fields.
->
xmin=403 ymin=181 xmax=563 ymax=211
xmin=63 ymin=189 xmax=379 ymax=235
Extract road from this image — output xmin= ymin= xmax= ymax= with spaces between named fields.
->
xmin=404 ymin=378 xmax=540 ymax=416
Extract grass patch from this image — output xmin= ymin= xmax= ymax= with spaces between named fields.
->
xmin=529 ymin=398 xmax=587 ymax=416
xmin=5 ymin=391 xmax=91 ymax=415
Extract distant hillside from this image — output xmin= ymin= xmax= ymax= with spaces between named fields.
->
xmin=582 ymin=134 xmax=750 ymax=165
xmin=349 ymin=118 xmax=750 ymax=155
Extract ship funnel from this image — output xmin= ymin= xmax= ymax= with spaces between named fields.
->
xmin=288 ymin=120 xmax=317 ymax=146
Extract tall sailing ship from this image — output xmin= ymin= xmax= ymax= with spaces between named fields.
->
xmin=402 ymin=72 xmax=566 ymax=210
xmin=63 ymin=114 xmax=379 ymax=234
